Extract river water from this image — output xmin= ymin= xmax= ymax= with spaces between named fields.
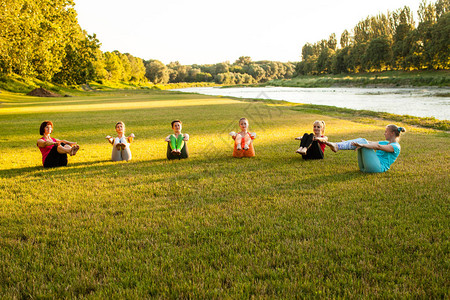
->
xmin=172 ymin=86 xmax=450 ymax=120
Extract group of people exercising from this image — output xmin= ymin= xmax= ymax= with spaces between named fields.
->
xmin=37 ymin=118 xmax=406 ymax=173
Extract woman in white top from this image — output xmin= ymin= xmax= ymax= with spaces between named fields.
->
xmin=106 ymin=121 xmax=134 ymax=161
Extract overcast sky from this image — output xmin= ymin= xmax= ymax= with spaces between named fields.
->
xmin=74 ymin=0 xmax=422 ymax=65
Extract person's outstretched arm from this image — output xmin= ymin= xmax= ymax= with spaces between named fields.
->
xmin=352 ymin=141 xmax=394 ymax=152
xmin=37 ymin=139 xmax=58 ymax=148
xmin=58 ymin=139 xmax=77 ymax=146
xmin=106 ymin=136 xmax=114 ymax=144
xmin=127 ymin=133 xmax=135 ymax=143
xmin=314 ymin=136 xmax=328 ymax=143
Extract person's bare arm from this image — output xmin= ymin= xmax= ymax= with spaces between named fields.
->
xmin=352 ymin=141 xmax=394 ymax=152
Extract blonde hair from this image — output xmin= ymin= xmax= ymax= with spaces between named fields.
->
xmin=387 ymin=124 xmax=406 ymax=139
xmin=314 ymin=120 xmax=326 ymax=134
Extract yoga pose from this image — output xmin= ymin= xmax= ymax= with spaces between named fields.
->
xmin=229 ymin=118 xmax=256 ymax=158
xmin=106 ymin=121 xmax=134 ymax=161
xmin=165 ymin=120 xmax=189 ymax=159
xmin=37 ymin=121 xmax=79 ymax=168
xmin=325 ymin=124 xmax=406 ymax=173
xmin=295 ymin=120 xmax=328 ymax=160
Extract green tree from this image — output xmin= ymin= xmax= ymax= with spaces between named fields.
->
xmin=144 ymin=59 xmax=169 ymax=84
xmin=117 ymin=52 xmax=132 ymax=81
xmin=104 ymin=52 xmax=124 ymax=81
xmin=430 ymin=12 xmax=450 ymax=69
xmin=348 ymin=43 xmax=368 ymax=72
xmin=391 ymin=6 xmax=415 ymax=69
xmin=435 ymin=0 xmax=450 ymax=18
xmin=340 ymin=30 xmax=350 ymax=48
xmin=187 ymin=68 xmax=201 ymax=82
xmin=53 ymin=32 xmax=103 ymax=84
xmin=127 ymin=54 xmax=146 ymax=82
xmin=364 ymin=36 xmax=393 ymax=71
xmin=332 ymin=47 xmax=350 ymax=73
xmin=234 ymin=56 xmax=252 ymax=65
xmin=195 ymin=72 xmax=213 ymax=82
xmin=214 ymin=62 xmax=230 ymax=75
xmin=317 ymin=48 xmax=335 ymax=73
xmin=246 ymin=64 xmax=266 ymax=82
xmin=0 ymin=0 xmax=78 ymax=80
xmin=328 ymin=33 xmax=337 ymax=51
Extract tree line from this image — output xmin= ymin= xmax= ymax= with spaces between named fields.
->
xmin=297 ymin=0 xmax=449 ymax=75
xmin=0 ymin=0 xmax=295 ymax=85
xmin=145 ymin=57 xmax=296 ymax=85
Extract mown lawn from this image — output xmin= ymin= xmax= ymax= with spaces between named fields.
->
xmin=0 ymin=89 xmax=448 ymax=298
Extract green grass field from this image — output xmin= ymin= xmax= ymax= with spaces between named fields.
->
xmin=0 ymin=89 xmax=448 ymax=298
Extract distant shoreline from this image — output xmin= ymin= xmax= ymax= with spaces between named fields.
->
xmin=263 ymin=70 xmax=450 ymax=89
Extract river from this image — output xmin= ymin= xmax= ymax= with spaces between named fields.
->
xmin=172 ymin=86 xmax=450 ymax=120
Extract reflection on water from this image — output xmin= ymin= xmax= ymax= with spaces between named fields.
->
xmin=172 ymin=86 xmax=450 ymax=120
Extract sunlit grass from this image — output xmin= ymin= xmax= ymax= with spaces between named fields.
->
xmin=0 ymin=90 xmax=448 ymax=298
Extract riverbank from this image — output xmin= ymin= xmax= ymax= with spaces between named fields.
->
xmin=266 ymin=70 xmax=450 ymax=88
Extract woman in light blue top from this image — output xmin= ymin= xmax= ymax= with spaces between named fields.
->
xmin=325 ymin=124 xmax=406 ymax=173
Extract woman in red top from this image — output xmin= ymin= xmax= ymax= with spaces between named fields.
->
xmin=36 ymin=121 xmax=79 ymax=168
xmin=295 ymin=120 xmax=328 ymax=160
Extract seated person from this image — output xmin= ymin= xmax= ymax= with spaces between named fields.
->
xmin=325 ymin=124 xmax=406 ymax=173
xmin=165 ymin=120 xmax=189 ymax=160
xmin=106 ymin=121 xmax=134 ymax=161
xmin=229 ymin=118 xmax=256 ymax=158
xmin=295 ymin=120 xmax=328 ymax=160
xmin=37 ymin=120 xmax=79 ymax=168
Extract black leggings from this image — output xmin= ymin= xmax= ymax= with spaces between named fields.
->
xmin=43 ymin=143 xmax=68 ymax=168
xmin=300 ymin=133 xmax=324 ymax=160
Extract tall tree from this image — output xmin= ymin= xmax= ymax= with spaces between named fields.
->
xmin=391 ymin=6 xmax=416 ymax=69
xmin=340 ymin=30 xmax=350 ymax=48
xmin=430 ymin=12 xmax=450 ymax=69
xmin=328 ymin=33 xmax=337 ymax=51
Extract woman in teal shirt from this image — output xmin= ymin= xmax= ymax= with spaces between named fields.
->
xmin=325 ymin=124 xmax=406 ymax=173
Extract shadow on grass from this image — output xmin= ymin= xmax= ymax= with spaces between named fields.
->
xmin=0 ymin=159 xmax=111 ymax=178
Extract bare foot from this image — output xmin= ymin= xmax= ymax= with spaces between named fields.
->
xmin=327 ymin=142 xmax=339 ymax=153
xmin=296 ymin=147 xmax=307 ymax=155
xmin=71 ymin=144 xmax=80 ymax=156
xmin=116 ymin=143 xmax=126 ymax=150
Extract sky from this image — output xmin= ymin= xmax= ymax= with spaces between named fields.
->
xmin=74 ymin=0 xmax=422 ymax=65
